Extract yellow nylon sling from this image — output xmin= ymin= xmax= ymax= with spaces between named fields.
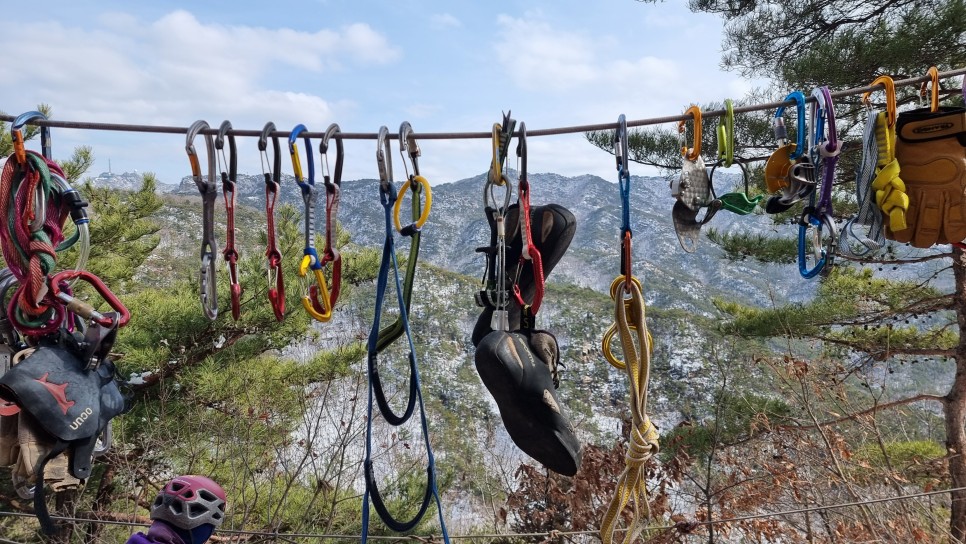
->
xmin=600 ymin=276 xmax=659 ymax=544
xmin=871 ymin=111 xmax=909 ymax=232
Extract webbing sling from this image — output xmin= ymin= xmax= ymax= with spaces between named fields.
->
xmin=362 ymin=126 xmax=448 ymax=542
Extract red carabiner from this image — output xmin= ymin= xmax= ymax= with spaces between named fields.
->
xmin=48 ymin=270 xmax=130 ymax=328
xmin=511 ymin=123 xmax=545 ymax=316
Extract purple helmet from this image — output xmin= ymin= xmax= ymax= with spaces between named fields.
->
xmin=150 ymin=475 xmax=226 ymax=530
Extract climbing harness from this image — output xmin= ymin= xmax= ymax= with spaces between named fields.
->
xmin=842 ymin=75 xmax=900 ymax=256
xmin=474 ymin=114 xmax=515 ymax=334
xmin=375 ymin=122 xmax=432 ymax=351
xmin=600 ymin=115 xmax=659 ymax=544
xmin=711 ymin=99 xmax=762 ymax=215
xmin=316 ymin=123 xmax=344 ymax=319
xmin=764 ymin=91 xmax=815 ymax=214
xmin=362 ymin=125 xmax=448 ymax=543
xmin=289 ymin=124 xmax=331 ymax=322
xmin=510 ymin=123 xmax=545 ymax=330
xmin=797 ymin=86 xmax=839 ymax=279
xmin=259 ymin=122 xmax=285 ymax=321
xmin=185 ymin=120 xmax=219 ymax=320
xmin=215 ymin=121 xmax=242 ymax=320
xmin=671 ymin=105 xmax=721 ymax=252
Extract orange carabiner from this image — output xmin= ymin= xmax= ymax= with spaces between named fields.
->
xmin=678 ymin=105 xmax=702 ymax=161
xmin=862 ymin=75 xmax=897 ymax=128
xmin=920 ymin=66 xmax=940 ymax=113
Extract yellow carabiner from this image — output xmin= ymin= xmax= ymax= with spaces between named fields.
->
xmin=920 ymin=66 xmax=940 ymax=113
xmin=601 ymin=275 xmax=652 ymax=370
xmin=863 ymin=75 xmax=897 ymax=128
xmin=489 ymin=123 xmax=506 ymax=186
xmin=393 ymin=175 xmax=433 ymax=233
xmin=299 ymin=256 xmax=333 ymax=321
xmin=679 ymin=105 xmax=703 ymax=161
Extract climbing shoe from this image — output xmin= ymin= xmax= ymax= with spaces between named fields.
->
xmin=472 ymin=203 xmax=577 ymax=346
xmin=475 ymin=328 xmax=582 ymax=476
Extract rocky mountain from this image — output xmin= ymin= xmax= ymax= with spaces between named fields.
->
xmin=90 ymin=170 xmax=179 ymax=193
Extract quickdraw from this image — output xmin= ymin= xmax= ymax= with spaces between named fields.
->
xmin=289 ymin=124 xmax=332 ymax=322
xmin=798 ymin=86 xmax=839 ymax=279
xmin=510 ymin=122 xmax=545 ymax=329
xmin=671 ymin=105 xmax=721 ymax=252
xmin=712 ymin=99 xmax=762 ymax=215
xmin=316 ymin=123 xmax=344 ymax=319
xmin=185 ymin=120 xmax=219 ymax=320
xmin=474 ymin=114 xmax=515 ymax=334
xmin=600 ymin=115 xmax=659 ymax=544
xmin=215 ymin=121 xmax=242 ymax=320
xmin=362 ymin=125 xmax=448 ymax=544
xmin=764 ymin=91 xmax=815 ymax=214
xmin=259 ymin=122 xmax=285 ymax=321
xmin=375 ymin=122 xmax=432 ymax=351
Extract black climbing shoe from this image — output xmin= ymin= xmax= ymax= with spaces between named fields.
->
xmin=472 ymin=204 xmax=576 ymax=346
xmin=474 ymin=328 xmax=582 ymax=476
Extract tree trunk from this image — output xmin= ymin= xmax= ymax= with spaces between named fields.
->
xmin=947 ymin=248 xmax=966 ymax=542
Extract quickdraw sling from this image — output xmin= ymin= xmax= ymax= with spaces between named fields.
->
xmin=185 ymin=120 xmax=219 ymax=320
xmin=259 ymin=122 xmax=286 ymax=321
xmin=362 ymin=125 xmax=447 ymax=543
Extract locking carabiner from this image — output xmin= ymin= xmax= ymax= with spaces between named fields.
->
xmin=216 ymin=120 xmax=242 ymax=320
xmin=678 ymin=105 xmax=702 ymax=161
xmin=186 ymin=120 xmax=219 ymax=320
xmin=393 ymin=122 xmax=432 ymax=237
xmin=863 ymin=76 xmax=897 ymax=129
xmin=798 ymin=86 xmax=840 ymax=279
xmin=774 ymin=91 xmax=807 ymax=160
xmin=259 ymin=122 xmax=285 ymax=321
xmin=289 ymin=124 xmax=330 ymax=322
xmin=920 ymin=66 xmax=940 ymax=113
xmin=48 ymin=269 xmax=131 ymax=329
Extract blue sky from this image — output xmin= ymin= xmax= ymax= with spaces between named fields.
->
xmin=1 ymin=1 xmax=758 ymax=186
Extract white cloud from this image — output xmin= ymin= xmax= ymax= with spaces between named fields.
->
xmin=430 ymin=13 xmax=462 ymax=29
xmin=494 ymin=15 xmax=598 ymax=92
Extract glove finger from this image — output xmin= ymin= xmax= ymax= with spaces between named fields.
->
xmin=912 ymin=187 xmax=943 ymax=248
xmin=0 ymin=414 xmax=19 ymax=466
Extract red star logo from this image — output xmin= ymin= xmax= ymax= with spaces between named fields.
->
xmin=34 ymin=372 xmax=75 ymax=415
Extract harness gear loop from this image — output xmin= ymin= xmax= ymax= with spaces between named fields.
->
xmin=289 ymin=124 xmax=330 ymax=322
xmin=215 ymin=120 xmax=242 ymax=320
xmin=185 ymin=120 xmax=219 ymax=320
xmin=678 ymin=105 xmax=702 ymax=161
xmin=798 ymin=86 xmax=839 ymax=279
xmin=317 ymin=123 xmax=344 ymax=316
xmin=600 ymin=276 xmax=659 ymax=544
xmin=510 ymin=122 xmax=545 ymax=323
xmin=920 ymin=66 xmax=940 ymax=113
xmin=362 ymin=130 xmax=450 ymax=544
xmin=376 ymin=123 xmax=431 ymax=351
xmin=259 ymin=122 xmax=285 ymax=321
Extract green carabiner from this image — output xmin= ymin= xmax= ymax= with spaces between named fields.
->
xmin=717 ymin=99 xmax=735 ymax=167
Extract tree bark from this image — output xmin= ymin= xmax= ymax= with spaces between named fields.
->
xmin=947 ymin=247 xmax=966 ymax=543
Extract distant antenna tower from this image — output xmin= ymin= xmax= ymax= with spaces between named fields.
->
xmin=108 ymin=158 xmax=112 ymax=174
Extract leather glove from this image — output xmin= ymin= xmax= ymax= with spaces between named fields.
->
xmin=890 ymin=107 xmax=966 ymax=247
xmin=16 ymin=411 xmax=82 ymax=492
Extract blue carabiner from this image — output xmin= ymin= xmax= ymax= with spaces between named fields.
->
xmin=774 ymin=91 xmax=807 ymax=160
xmin=797 ymin=204 xmax=837 ymax=279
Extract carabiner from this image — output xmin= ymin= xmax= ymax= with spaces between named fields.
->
xmin=289 ymin=124 xmax=329 ymax=322
xmin=511 ymin=122 xmax=545 ymax=319
xmin=376 ymin=126 xmax=394 ymax=194
xmin=49 ymin=167 xmax=91 ymax=278
xmin=186 ymin=120 xmax=219 ymax=320
xmin=488 ymin=111 xmax=516 ymax=187
xmin=11 ymin=111 xmax=52 ymax=165
xmin=678 ymin=105 xmax=702 ymax=161
xmin=798 ymin=206 xmax=837 ymax=279
xmin=48 ymin=270 xmax=131 ymax=328
xmin=319 ymin=123 xmax=344 ymax=312
xmin=394 ymin=122 xmax=432 ymax=236
xmin=614 ymin=114 xmax=632 ymax=280
xmin=259 ymin=122 xmax=285 ymax=321
xmin=774 ymin=91 xmax=807 ymax=160
xmin=717 ymin=99 xmax=735 ymax=167
xmin=216 ymin=120 xmax=242 ymax=320
xmin=863 ymin=75 xmax=897 ymax=129
xmin=601 ymin=275 xmax=653 ymax=370
xmin=920 ymin=66 xmax=940 ymax=113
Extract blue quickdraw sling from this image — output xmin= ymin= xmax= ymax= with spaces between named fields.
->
xmin=361 ymin=126 xmax=449 ymax=543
